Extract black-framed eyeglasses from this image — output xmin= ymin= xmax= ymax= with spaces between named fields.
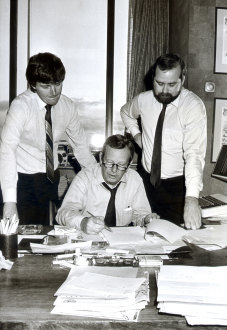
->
xmin=102 ymin=161 xmax=129 ymax=171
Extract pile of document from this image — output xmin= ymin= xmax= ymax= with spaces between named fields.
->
xmin=157 ymin=265 xmax=227 ymax=326
xmin=51 ymin=267 xmax=149 ymax=321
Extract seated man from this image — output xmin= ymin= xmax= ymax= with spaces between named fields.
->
xmin=56 ymin=134 xmax=158 ymax=234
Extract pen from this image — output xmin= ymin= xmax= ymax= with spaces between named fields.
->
xmin=86 ymin=211 xmax=112 ymax=232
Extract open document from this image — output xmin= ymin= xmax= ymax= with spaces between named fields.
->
xmin=144 ymin=219 xmax=227 ymax=248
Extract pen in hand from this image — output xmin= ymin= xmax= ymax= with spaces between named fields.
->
xmin=86 ymin=211 xmax=112 ymax=232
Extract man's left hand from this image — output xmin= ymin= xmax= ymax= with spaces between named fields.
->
xmin=184 ymin=196 xmax=201 ymax=230
xmin=142 ymin=212 xmax=160 ymax=226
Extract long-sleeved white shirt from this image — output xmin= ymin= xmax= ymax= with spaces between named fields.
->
xmin=0 ymin=89 xmax=96 ymax=202
xmin=120 ymin=88 xmax=207 ymax=198
xmin=56 ymin=163 xmax=151 ymax=229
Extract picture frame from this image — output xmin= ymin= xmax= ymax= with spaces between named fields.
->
xmin=214 ymin=7 xmax=227 ymax=73
xmin=212 ymin=98 xmax=227 ymax=162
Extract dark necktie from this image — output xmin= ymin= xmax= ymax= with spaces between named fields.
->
xmin=45 ymin=104 xmax=54 ymax=183
xmin=102 ymin=182 xmax=121 ymax=227
xmin=150 ymin=103 xmax=167 ymax=187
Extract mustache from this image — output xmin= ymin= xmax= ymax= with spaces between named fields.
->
xmin=159 ymin=93 xmax=172 ymax=98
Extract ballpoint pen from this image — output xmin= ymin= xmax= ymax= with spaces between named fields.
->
xmin=86 ymin=211 xmax=112 ymax=232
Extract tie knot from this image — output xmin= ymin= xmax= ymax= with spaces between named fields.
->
xmin=45 ymin=104 xmax=52 ymax=122
xmin=162 ymin=103 xmax=167 ymax=110
xmin=45 ymin=104 xmax=52 ymax=111
xmin=102 ymin=182 xmax=121 ymax=194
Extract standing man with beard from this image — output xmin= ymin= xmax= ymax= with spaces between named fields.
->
xmin=120 ymin=53 xmax=207 ymax=230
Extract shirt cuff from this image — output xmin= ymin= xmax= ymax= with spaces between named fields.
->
xmin=2 ymin=188 xmax=17 ymax=203
xmin=186 ymin=187 xmax=200 ymax=199
xmin=130 ymin=127 xmax=141 ymax=138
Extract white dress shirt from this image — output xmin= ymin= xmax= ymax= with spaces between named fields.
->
xmin=56 ymin=163 xmax=151 ymax=229
xmin=0 ymin=89 xmax=96 ymax=202
xmin=120 ymin=88 xmax=207 ymax=198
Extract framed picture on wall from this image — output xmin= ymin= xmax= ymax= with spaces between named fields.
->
xmin=214 ymin=7 xmax=227 ymax=73
xmin=212 ymin=98 xmax=227 ymax=162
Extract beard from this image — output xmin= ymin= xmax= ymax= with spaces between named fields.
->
xmin=154 ymin=90 xmax=181 ymax=104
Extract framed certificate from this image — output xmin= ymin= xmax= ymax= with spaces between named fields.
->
xmin=214 ymin=7 xmax=227 ymax=73
xmin=212 ymin=98 xmax=227 ymax=162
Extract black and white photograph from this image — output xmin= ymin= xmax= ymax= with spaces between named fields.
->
xmin=0 ymin=1 xmax=227 ymax=329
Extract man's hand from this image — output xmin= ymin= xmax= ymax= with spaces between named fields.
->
xmin=3 ymin=202 xmax=18 ymax=220
xmin=184 ymin=196 xmax=201 ymax=230
xmin=134 ymin=133 xmax=142 ymax=149
xmin=141 ymin=212 xmax=160 ymax=226
xmin=80 ymin=216 xmax=105 ymax=234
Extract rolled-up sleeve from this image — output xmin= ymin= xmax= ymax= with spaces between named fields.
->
xmin=0 ymin=102 xmax=27 ymax=202
xmin=120 ymin=96 xmax=141 ymax=138
xmin=56 ymin=170 xmax=89 ymax=229
xmin=182 ymin=99 xmax=207 ymax=198
xmin=65 ymin=102 xmax=96 ymax=168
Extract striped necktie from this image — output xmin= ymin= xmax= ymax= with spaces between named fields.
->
xmin=150 ymin=103 xmax=167 ymax=187
xmin=102 ymin=182 xmax=121 ymax=227
xmin=45 ymin=104 xmax=54 ymax=183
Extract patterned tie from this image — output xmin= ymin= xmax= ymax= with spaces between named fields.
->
xmin=150 ymin=103 xmax=167 ymax=187
xmin=45 ymin=104 xmax=54 ymax=183
xmin=102 ymin=182 xmax=121 ymax=227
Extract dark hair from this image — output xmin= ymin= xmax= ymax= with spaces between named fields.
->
xmin=26 ymin=52 xmax=65 ymax=90
xmin=102 ymin=134 xmax=135 ymax=162
xmin=144 ymin=53 xmax=186 ymax=90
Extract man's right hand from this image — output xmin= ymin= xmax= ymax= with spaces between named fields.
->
xmin=3 ymin=202 xmax=18 ymax=220
xmin=80 ymin=216 xmax=105 ymax=234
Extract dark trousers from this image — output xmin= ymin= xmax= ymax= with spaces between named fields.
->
xmin=17 ymin=170 xmax=60 ymax=225
xmin=139 ymin=167 xmax=186 ymax=226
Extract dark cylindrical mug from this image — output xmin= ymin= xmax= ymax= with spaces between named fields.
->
xmin=0 ymin=233 xmax=18 ymax=260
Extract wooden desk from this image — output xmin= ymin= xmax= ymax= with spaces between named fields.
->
xmin=0 ymin=254 xmax=220 ymax=329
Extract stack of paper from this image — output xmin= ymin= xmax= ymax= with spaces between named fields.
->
xmin=51 ymin=267 xmax=149 ymax=321
xmin=157 ymin=265 xmax=227 ymax=326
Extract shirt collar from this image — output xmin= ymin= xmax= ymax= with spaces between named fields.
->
xmin=153 ymin=88 xmax=182 ymax=108
xmin=33 ymin=92 xmax=51 ymax=111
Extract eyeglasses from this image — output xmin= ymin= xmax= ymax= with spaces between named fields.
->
xmin=102 ymin=161 xmax=129 ymax=171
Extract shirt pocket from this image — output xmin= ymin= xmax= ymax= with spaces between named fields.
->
xmin=122 ymin=206 xmax=133 ymax=225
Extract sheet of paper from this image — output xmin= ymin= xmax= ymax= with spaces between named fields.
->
xmin=186 ymin=316 xmax=227 ymax=326
xmin=48 ymin=225 xmax=103 ymax=242
xmin=145 ymin=219 xmax=186 ymax=243
xmin=158 ymin=301 xmax=227 ymax=318
xmin=67 ymin=265 xmax=139 ymax=279
xmin=51 ymin=306 xmax=140 ymax=321
xmin=101 ymin=226 xmax=145 ymax=246
xmin=184 ymin=225 xmax=227 ymax=247
xmin=157 ymin=265 xmax=227 ymax=304
xmin=56 ymin=273 xmax=146 ymax=298
xmin=30 ymin=240 xmax=92 ymax=253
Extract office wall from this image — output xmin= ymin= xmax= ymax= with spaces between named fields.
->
xmin=169 ymin=0 xmax=227 ymax=196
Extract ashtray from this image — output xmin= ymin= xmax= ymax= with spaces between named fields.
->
xmin=18 ymin=225 xmax=43 ymax=235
